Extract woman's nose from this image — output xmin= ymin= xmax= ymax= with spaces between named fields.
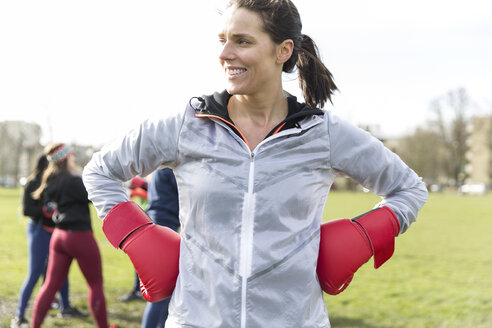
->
xmin=219 ymin=41 xmax=235 ymax=61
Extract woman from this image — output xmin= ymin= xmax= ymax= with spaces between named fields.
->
xmin=83 ymin=1 xmax=428 ymax=327
xmin=11 ymin=154 xmax=81 ymax=328
xmin=30 ymin=143 xmax=110 ymax=328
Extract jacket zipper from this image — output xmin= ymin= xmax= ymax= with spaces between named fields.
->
xmin=240 ymin=152 xmax=255 ymax=328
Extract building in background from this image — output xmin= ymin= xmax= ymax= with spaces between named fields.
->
xmin=0 ymin=121 xmax=97 ymax=187
xmin=465 ymin=116 xmax=492 ymax=187
xmin=0 ymin=121 xmax=43 ymax=187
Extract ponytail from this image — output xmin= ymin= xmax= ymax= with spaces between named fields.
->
xmin=296 ymin=34 xmax=337 ymax=109
xmin=32 ymin=164 xmax=55 ymax=200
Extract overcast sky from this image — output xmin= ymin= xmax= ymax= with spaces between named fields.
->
xmin=1 ymin=0 xmax=491 ymax=147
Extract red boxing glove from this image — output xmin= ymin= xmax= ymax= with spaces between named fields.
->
xmin=102 ymin=201 xmax=180 ymax=302
xmin=316 ymin=206 xmax=400 ymax=295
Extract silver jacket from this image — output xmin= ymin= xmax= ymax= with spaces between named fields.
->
xmin=83 ymin=92 xmax=428 ymax=328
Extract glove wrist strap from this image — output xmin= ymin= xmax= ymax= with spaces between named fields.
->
xmin=102 ymin=201 xmax=152 ymax=249
xmin=353 ymin=206 xmax=400 ymax=268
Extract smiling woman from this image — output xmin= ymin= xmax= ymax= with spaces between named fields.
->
xmin=218 ymin=1 xmax=337 ymax=108
xmin=216 ymin=1 xmax=337 ymax=150
xmin=218 ymin=9 xmax=286 ymax=97
xmin=82 ymin=0 xmax=427 ymax=327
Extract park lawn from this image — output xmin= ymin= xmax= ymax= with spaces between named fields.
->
xmin=1 ymin=187 xmax=492 ymax=327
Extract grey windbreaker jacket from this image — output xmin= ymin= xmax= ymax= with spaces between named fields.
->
xmin=83 ymin=91 xmax=428 ymax=328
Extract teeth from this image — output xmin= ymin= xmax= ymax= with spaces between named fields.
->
xmin=228 ymin=68 xmax=245 ymax=75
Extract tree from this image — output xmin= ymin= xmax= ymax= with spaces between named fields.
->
xmin=429 ymin=88 xmax=470 ymax=186
xmin=394 ymin=88 xmax=473 ymax=187
xmin=397 ymin=126 xmax=443 ymax=183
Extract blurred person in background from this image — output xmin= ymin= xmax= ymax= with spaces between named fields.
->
xmin=141 ymin=168 xmax=180 ymax=328
xmin=119 ymin=176 xmax=149 ymax=302
xmin=11 ymin=154 xmax=80 ymax=328
xmin=30 ymin=143 xmax=113 ymax=328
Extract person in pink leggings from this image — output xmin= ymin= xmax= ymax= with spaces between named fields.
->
xmin=30 ymin=143 xmax=113 ymax=328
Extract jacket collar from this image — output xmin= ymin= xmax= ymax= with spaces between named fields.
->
xmin=191 ymin=90 xmax=324 ymax=138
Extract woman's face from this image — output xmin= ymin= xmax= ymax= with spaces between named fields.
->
xmin=218 ymin=7 xmax=282 ymax=96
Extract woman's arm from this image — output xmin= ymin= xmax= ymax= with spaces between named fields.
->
xmin=327 ymin=112 xmax=428 ymax=234
xmin=317 ymin=112 xmax=428 ymax=294
xmin=83 ymin=112 xmax=185 ymax=220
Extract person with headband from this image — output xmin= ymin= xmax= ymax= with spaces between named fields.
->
xmin=11 ymin=154 xmax=81 ymax=328
xmin=30 ymin=143 xmax=113 ymax=328
xmin=83 ymin=0 xmax=428 ymax=327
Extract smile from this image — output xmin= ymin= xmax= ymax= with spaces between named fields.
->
xmin=226 ymin=68 xmax=247 ymax=78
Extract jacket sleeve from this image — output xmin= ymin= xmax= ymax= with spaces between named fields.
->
xmin=82 ymin=110 xmax=186 ymax=220
xmin=22 ymin=180 xmax=44 ymax=218
xmin=327 ymin=112 xmax=428 ymax=234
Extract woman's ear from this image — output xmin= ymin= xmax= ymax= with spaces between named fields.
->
xmin=276 ymin=39 xmax=294 ymax=64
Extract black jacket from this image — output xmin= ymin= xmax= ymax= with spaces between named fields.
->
xmin=45 ymin=173 xmax=92 ymax=231
xmin=23 ymin=176 xmax=56 ymax=227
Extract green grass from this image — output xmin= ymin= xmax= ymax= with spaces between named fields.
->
xmin=1 ymin=187 xmax=492 ymax=327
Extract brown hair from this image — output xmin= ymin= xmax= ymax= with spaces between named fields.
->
xmin=32 ymin=143 xmax=71 ymax=200
xmin=226 ymin=0 xmax=338 ymax=108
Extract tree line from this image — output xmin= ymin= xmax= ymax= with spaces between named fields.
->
xmin=396 ymin=87 xmax=482 ymax=188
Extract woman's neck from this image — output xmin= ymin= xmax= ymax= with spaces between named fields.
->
xmin=228 ymin=89 xmax=288 ymax=127
xmin=227 ymin=89 xmax=289 ymax=151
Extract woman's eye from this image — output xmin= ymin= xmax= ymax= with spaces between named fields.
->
xmin=239 ymin=39 xmax=249 ymax=45
xmin=218 ymin=38 xmax=226 ymax=45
